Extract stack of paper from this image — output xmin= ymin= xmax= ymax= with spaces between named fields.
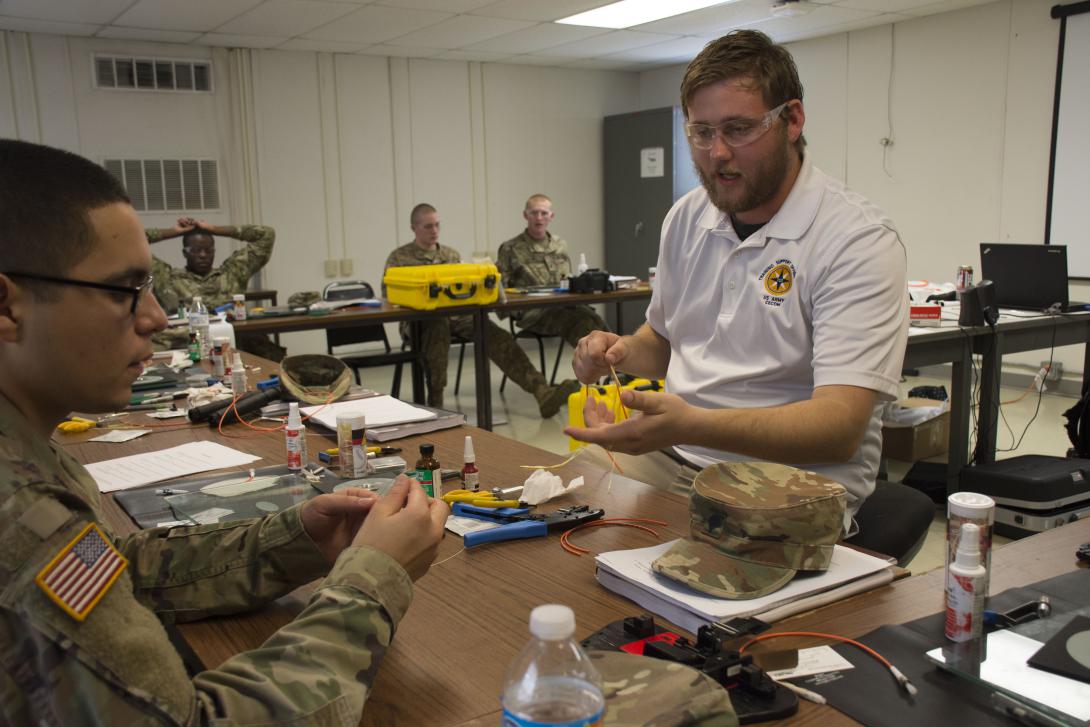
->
xmin=595 ymin=540 xmax=892 ymax=635
xmin=301 ymin=396 xmax=436 ymax=430
xmin=85 ymin=441 xmax=262 ymax=493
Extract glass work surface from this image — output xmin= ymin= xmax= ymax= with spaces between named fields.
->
xmin=925 ymin=615 xmax=1090 ymax=725
xmin=164 ymin=472 xmax=398 ymax=525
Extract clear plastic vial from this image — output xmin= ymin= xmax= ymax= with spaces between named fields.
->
xmin=501 ymin=604 xmax=604 ymax=726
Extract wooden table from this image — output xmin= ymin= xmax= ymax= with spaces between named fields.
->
xmin=61 ymin=391 xmax=1090 ymax=726
xmin=232 ymin=286 xmax=654 ymax=430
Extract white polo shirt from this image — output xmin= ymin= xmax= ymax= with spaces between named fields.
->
xmin=646 ymin=157 xmax=909 ymax=520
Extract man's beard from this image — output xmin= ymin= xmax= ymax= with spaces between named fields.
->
xmin=696 ymin=128 xmax=791 ymax=216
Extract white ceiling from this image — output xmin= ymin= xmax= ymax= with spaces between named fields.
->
xmin=0 ymin=0 xmax=995 ymax=71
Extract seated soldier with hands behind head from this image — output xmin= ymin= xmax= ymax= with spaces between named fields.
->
xmin=0 ymin=139 xmax=448 ymax=724
xmin=145 ymin=216 xmax=284 ymax=360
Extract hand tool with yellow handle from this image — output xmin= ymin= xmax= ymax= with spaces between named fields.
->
xmin=57 ymin=417 xmax=97 ymax=433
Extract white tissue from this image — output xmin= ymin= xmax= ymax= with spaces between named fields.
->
xmin=521 ymin=469 xmax=585 ymax=505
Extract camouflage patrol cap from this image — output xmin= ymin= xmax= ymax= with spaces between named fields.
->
xmin=279 ymin=354 xmax=352 ymax=405
xmin=651 ymin=462 xmax=847 ymax=600
xmin=590 ymin=651 xmax=738 ymax=726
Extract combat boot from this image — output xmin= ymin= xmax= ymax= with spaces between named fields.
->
xmin=535 ymin=379 xmax=582 ymax=418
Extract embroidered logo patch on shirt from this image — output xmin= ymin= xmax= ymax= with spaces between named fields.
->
xmin=35 ymin=523 xmax=127 ymax=622
xmin=759 ymin=260 xmax=797 ymax=307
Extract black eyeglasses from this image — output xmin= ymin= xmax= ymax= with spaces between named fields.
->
xmin=3 ymin=271 xmax=155 ymax=314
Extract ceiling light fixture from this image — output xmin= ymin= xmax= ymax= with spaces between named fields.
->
xmin=556 ymin=0 xmax=740 ymax=30
xmin=769 ymin=0 xmax=817 ymax=18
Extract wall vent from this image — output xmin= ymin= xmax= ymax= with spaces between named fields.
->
xmin=103 ymin=158 xmax=220 ymax=212
xmin=94 ymin=55 xmax=212 ymax=92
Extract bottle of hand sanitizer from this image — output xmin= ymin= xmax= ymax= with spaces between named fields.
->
xmin=285 ymin=402 xmax=306 ymax=471
xmin=945 ymin=522 xmax=986 ymax=642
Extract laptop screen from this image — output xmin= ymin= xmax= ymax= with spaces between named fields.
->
xmin=979 ymin=243 xmax=1069 ymax=310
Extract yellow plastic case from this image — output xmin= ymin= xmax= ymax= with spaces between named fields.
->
xmin=384 ymin=263 xmax=500 ymax=310
xmin=567 ymin=378 xmax=664 ymax=450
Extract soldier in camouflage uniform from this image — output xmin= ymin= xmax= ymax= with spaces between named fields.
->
xmin=385 ymin=204 xmax=581 ymax=416
xmin=146 ymin=217 xmax=285 ymax=361
xmin=496 ymin=194 xmax=608 ymax=346
xmin=652 ymin=461 xmax=846 ymax=599
xmin=0 ymin=139 xmax=449 ymax=724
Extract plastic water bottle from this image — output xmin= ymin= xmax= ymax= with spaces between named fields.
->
xmin=501 ymin=604 xmax=604 ymax=726
xmin=188 ymin=296 xmax=211 ymax=358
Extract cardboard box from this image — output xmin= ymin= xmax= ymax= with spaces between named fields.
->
xmin=881 ymin=397 xmax=950 ymax=461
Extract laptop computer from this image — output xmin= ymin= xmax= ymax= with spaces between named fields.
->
xmin=978 ymin=243 xmax=1089 ymax=312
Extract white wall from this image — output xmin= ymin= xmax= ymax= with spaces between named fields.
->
xmin=638 ymin=0 xmax=1077 ymax=378
xmin=0 ymin=31 xmax=640 ymax=354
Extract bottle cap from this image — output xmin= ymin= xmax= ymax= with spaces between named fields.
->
xmin=232 ymin=352 xmax=243 ymax=369
xmin=233 ymin=293 xmax=245 ymax=301
xmin=955 ymin=522 xmax=982 ymax=569
xmin=948 ymin=492 xmax=995 ymax=524
xmin=420 ymin=443 xmax=434 ymax=456
xmin=529 ymin=604 xmax=575 ymax=641
xmin=287 ymin=402 xmax=302 ymax=429
xmin=463 ymin=435 xmax=475 ymax=462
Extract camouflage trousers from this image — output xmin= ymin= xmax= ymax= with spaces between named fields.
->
xmin=516 ymin=305 xmax=607 ymax=347
xmin=408 ymin=316 xmax=548 ymax=409
xmin=579 ymin=445 xmax=700 ymax=497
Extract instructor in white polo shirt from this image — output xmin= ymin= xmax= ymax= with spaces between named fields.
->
xmin=566 ymin=30 xmax=908 ymax=532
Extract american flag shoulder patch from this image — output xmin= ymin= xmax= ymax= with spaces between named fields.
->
xmin=35 ymin=523 xmax=127 ymax=622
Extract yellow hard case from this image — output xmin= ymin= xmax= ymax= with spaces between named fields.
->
xmin=566 ymin=378 xmax=664 ymax=450
xmin=384 ymin=263 xmax=500 ymax=310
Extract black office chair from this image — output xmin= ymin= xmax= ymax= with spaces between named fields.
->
xmin=499 ymin=317 xmax=568 ymax=393
xmin=848 ymin=480 xmax=937 ymax=567
xmin=323 ymin=281 xmax=417 ymax=397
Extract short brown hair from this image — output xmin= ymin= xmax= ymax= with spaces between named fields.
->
xmin=681 ymin=30 xmax=805 ymax=153
xmin=524 ymin=194 xmax=552 ymax=210
xmin=410 ymin=203 xmax=437 ymax=225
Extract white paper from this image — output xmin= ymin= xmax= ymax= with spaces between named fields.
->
xmin=445 ymin=515 xmax=502 ymax=537
xmin=85 ymin=441 xmax=261 ymax=493
xmin=302 ymin=396 xmax=436 ymax=431
xmin=927 ymin=630 xmax=1090 ymax=721
xmin=89 ymin=429 xmax=151 ymax=443
xmin=766 ymin=646 xmax=855 ymax=680
xmin=147 ymin=409 xmax=189 ymax=419
xmin=640 ymin=147 xmax=664 ymax=178
xmin=596 ymin=540 xmax=891 ymax=624
xmin=191 ymin=507 xmax=234 ymax=525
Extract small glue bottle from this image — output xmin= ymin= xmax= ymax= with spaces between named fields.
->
xmin=285 ymin=402 xmax=307 ymax=472
xmin=945 ymin=522 xmax=986 ymax=642
xmin=577 ymin=252 xmax=589 ymax=275
xmin=229 ymin=353 xmax=247 ymax=393
xmin=414 ymin=443 xmax=440 ymax=498
xmin=461 ymin=435 xmax=480 ymax=492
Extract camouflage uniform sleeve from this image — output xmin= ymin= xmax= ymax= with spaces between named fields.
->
xmin=117 ymin=504 xmax=330 ymax=623
xmin=0 ymin=476 xmax=412 ymax=726
xmin=496 ymin=240 xmax=513 ymax=279
xmin=192 ymin=545 xmax=412 ymax=724
xmin=215 ymin=224 xmax=276 ymax=295
xmin=146 ymin=228 xmax=164 ymax=243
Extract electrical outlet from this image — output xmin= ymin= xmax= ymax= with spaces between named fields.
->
xmin=324 ymin=259 xmax=339 ymax=278
xmin=340 ymin=258 xmax=353 ymax=276
xmin=1041 ymin=361 xmax=1064 ymax=382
